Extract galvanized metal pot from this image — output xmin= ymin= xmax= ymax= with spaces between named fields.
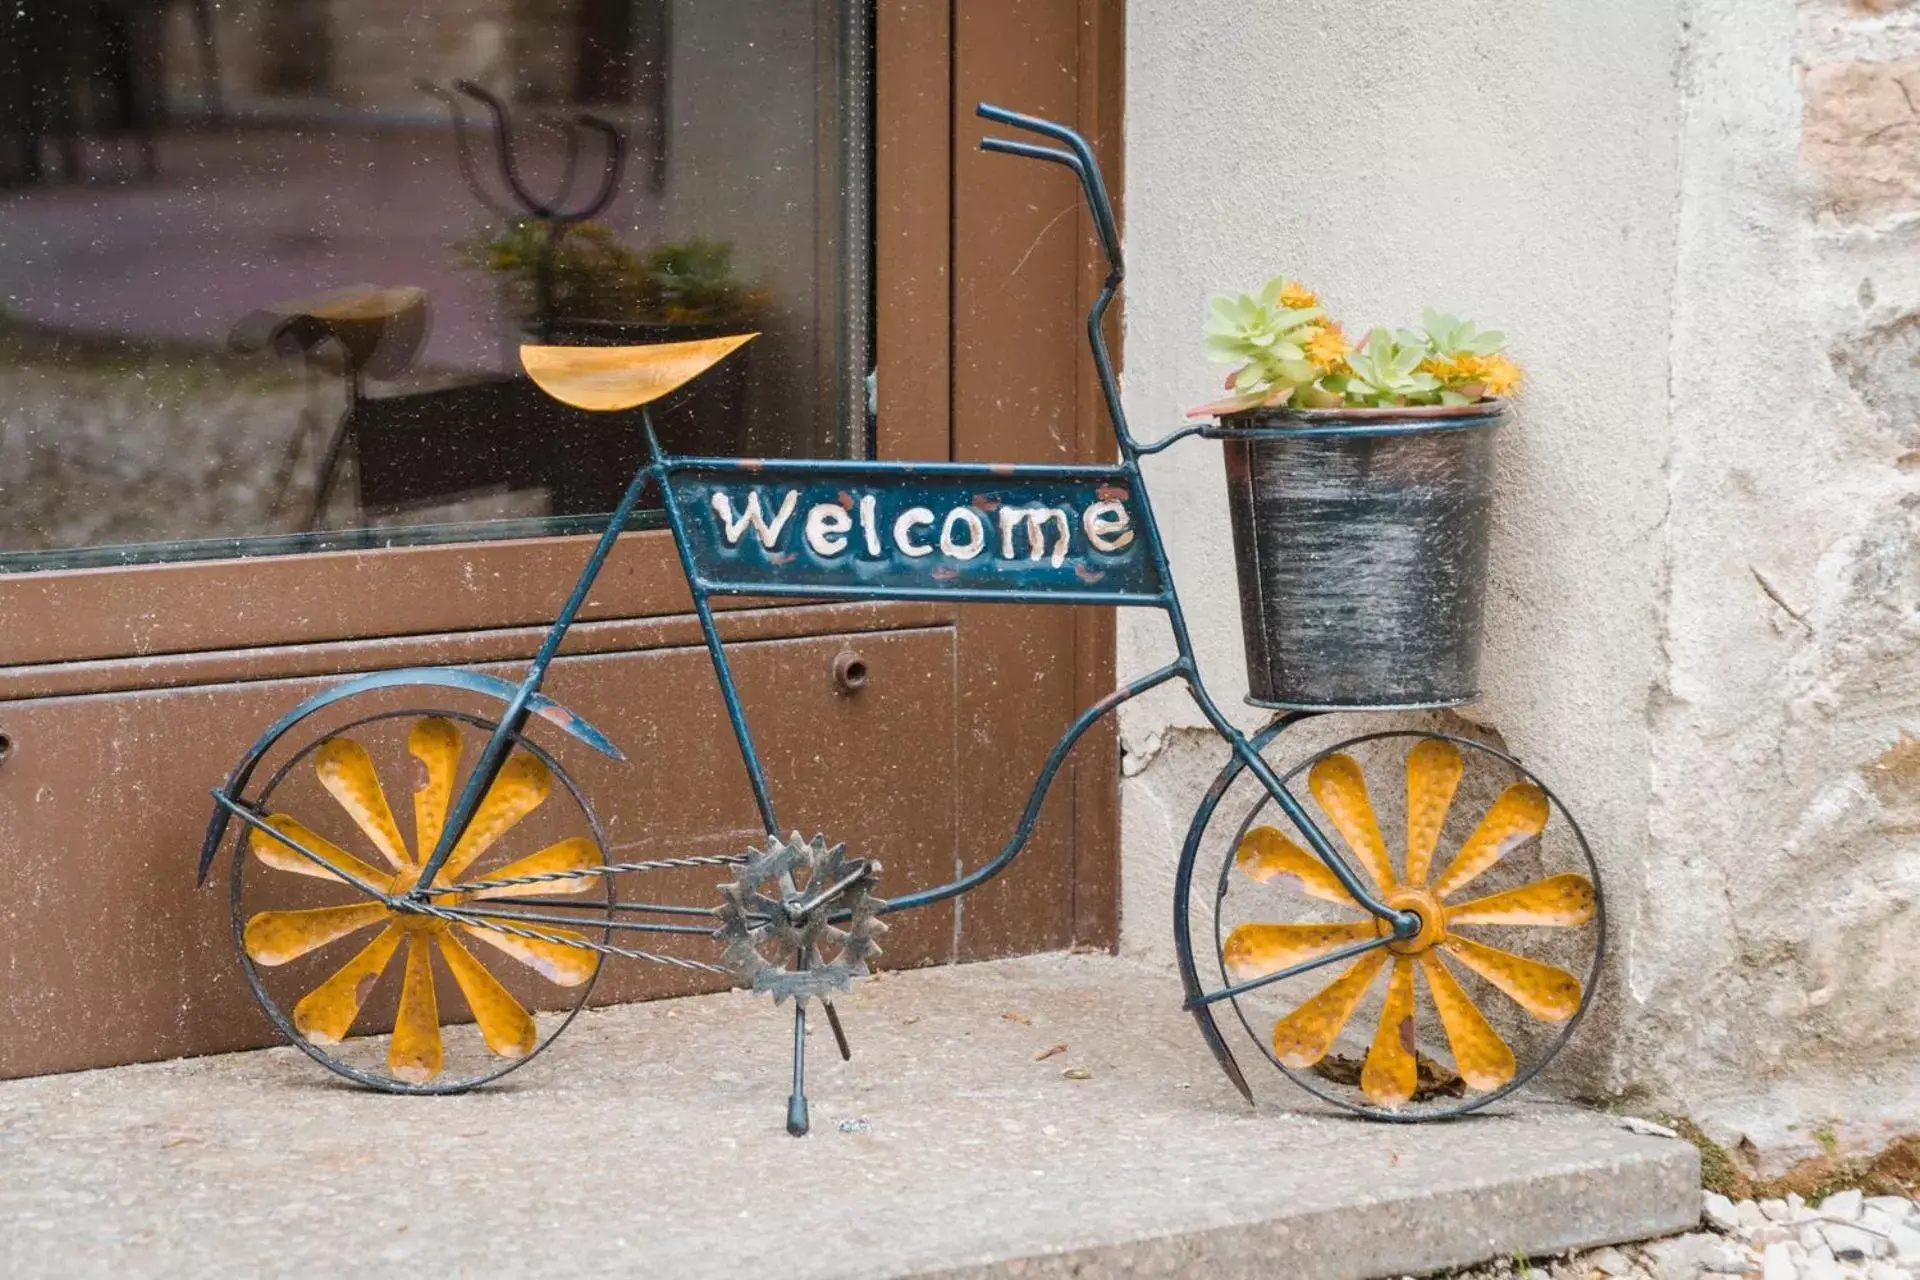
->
xmin=1220 ymin=401 xmax=1506 ymax=710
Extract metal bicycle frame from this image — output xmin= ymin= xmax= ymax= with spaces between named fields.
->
xmin=204 ymin=106 xmax=1428 ymax=1110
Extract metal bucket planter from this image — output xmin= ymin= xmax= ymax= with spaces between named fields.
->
xmin=1220 ymin=400 xmax=1506 ymax=710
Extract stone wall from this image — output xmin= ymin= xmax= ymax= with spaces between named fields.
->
xmin=1634 ymin=0 xmax=1920 ymax=1164
xmin=1121 ymin=0 xmax=1918 ymax=1166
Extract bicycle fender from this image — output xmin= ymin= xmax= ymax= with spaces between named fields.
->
xmin=196 ymin=666 xmax=623 ymax=886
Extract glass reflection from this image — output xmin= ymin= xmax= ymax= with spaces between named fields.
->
xmin=0 ymin=0 xmax=869 ymax=571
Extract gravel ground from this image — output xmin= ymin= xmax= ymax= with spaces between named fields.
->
xmin=1439 ymin=1187 xmax=1920 ymax=1279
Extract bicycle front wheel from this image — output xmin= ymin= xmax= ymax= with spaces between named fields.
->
xmin=1176 ymin=727 xmax=1605 ymax=1121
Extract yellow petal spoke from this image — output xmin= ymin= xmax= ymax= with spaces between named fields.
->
xmin=437 ymin=933 xmax=537 ymax=1060
xmin=248 ymin=814 xmax=390 ymax=889
xmin=1441 ymin=934 xmax=1583 ymax=1023
xmin=1223 ymin=920 xmax=1374 ymax=983
xmin=470 ymin=837 xmax=601 ymax=900
xmin=388 ymin=936 xmax=444 ymax=1084
xmin=1360 ymin=958 xmax=1418 ymax=1107
xmin=460 ymin=922 xmax=597 ymax=988
xmin=293 ymin=925 xmax=403 ymax=1045
xmin=441 ymin=752 xmax=553 ymax=881
xmin=315 ymin=738 xmax=413 ymax=873
xmin=244 ymin=902 xmax=389 ymax=966
xmin=1308 ymin=753 xmax=1396 ymax=893
xmin=1432 ymin=782 xmax=1549 ymax=900
xmin=1269 ymin=949 xmax=1389 ymax=1068
xmin=408 ymin=718 xmax=463 ymax=862
xmin=1234 ymin=826 xmax=1359 ymax=906
xmin=1404 ymin=739 xmax=1464 ymax=888
xmin=1447 ymin=873 xmax=1596 ymax=928
xmin=1419 ymin=953 xmax=1516 ymax=1092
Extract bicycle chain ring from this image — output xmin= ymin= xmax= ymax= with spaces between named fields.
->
xmin=712 ymin=832 xmax=887 ymax=1003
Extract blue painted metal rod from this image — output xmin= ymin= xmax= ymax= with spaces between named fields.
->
xmin=1184 ymin=934 xmax=1395 ymax=1010
xmin=211 ymin=790 xmax=394 ymax=904
xmin=972 ymin=103 xmax=1414 ymax=936
xmin=648 ymin=417 xmax=782 ymax=836
xmin=880 ymin=659 xmax=1186 ymax=915
xmin=415 ymin=435 xmax=660 ymax=892
xmin=664 ymin=456 xmax=1136 ymax=479
xmin=691 ymin=580 xmax=1168 ymax=608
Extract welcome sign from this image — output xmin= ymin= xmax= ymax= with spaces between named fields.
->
xmin=669 ymin=462 xmax=1166 ymax=603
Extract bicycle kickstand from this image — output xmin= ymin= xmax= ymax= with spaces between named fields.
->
xmin=787 ymin=999 xmax=810 ymax=1137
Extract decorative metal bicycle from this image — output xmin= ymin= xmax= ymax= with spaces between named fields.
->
xmin=198 ymin=106 xmax=1603 ymax=1135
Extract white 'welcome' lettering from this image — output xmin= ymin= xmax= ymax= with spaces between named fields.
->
xmin=997 ymin=506 xmax=1072 ymax=567
xmin=703 ymin=487 xmax=1137 ymax=572
xmin=711 ymin=490 xmax=799 ymax=549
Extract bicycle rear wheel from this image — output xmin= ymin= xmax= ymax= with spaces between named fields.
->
xmin=228 ymin=708 xmax=613 ymax=1093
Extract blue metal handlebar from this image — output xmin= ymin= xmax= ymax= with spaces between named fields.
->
xmin=976 ymin=103 xmax=1122 ymax=279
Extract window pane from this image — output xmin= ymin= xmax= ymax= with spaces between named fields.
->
xmin=0 ymin=0 xmax=871 ymax=572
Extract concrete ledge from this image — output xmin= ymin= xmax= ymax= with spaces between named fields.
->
xmin=0 ymin=953 xmax=1697 ymax=1278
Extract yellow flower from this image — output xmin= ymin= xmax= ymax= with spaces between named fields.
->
xmin=1280 ymin=280 xmax=1319 ymax=309
xmin=1305 ymin=322 xmax=1350 ymax=371
xmin=1478 ymin=354 xmax=1521 ymax=396
xmin=1418 ymin=356 xmax=1459 ymax=382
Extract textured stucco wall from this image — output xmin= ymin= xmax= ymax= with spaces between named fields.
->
xmin=1122 ymin=0 xmax=1918 ymax=1161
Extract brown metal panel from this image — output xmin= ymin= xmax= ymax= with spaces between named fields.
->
xmin=0 ymin=628 xmax=956 ymax=1078
xmin=948 ymin=0 xmax=1090 ymax=961
xmin=874 ymin=0 xmax=952 ymax=464
xmin=1069 ymin=0 xmax=1126 ymax=950
xmin=0 ymin=600 xmax=950 ymax=700
xmin=0 ymin=527 xmax=714 ymax=669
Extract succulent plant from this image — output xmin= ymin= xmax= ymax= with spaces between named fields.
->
xmin=1342 ymin=328 xmax=1443 ymax=406
xmin=1189 ymin=281 xmax=1519 ymax=416
xmin=1418 ymin=308 xmax=1505 ymax=359
xmin=1202 ymin=276 xmax=1326 ymax=410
